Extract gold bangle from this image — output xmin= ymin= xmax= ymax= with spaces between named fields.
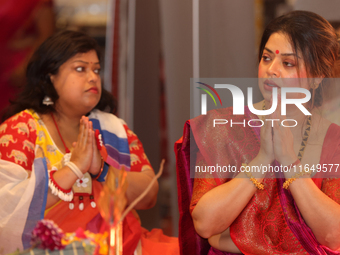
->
xmin=242 ymin=163 xmax=264 ymax=190
xmin=94 ymin=157 xmax=104 ymax=180
xmin=249 ymin=176 xmax=265 ymax=190
xmin=283 ymin=167 xmax=311 ymax=189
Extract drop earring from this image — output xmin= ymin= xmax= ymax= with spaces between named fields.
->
xmin=311 ymin=82 xmax=319 ymax=89
xmin=42 ymin=96 xmax=54 ymax=106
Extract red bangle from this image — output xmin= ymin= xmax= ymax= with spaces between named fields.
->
xmin=49 ymin=170 xmax=72 ymax=193
xmin=94 ymin=158 xmax=104 ymax=180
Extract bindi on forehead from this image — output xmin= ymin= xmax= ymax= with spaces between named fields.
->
xmin=275 ymin=50 xmax=279 ymax=54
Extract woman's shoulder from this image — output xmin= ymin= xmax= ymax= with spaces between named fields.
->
xmin=1 ymin=109 xmax=40 ymax=132
xmin=315 ymin=112 xmax=340 ymax=139
xmin=3 ymin=109 xmax=33 ymax=121
xmin=326 ymin=122 xmax=340 ymax=139
xmin=320 ymin=120 xmax=340 ymax=160
xmin=190 ymin=105 xmax=256 ymax=122
xmin=0 ymin=110 xmax=39 ymax=170
xmin=190 ymin=107 xmax=234 ymax=125
xmin=189 ymin=106 xmax=255 ymax=134
xmin=88 ymin=109 xmax=121 ymax=122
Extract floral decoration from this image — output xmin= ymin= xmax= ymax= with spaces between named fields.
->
xmin=30 ymin=219 xmax=65 ymax=250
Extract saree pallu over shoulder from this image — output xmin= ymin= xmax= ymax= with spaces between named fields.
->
xmin=175 ymin=120 xmax=210 ymax=255
xmin=190 ymin=107 xmax=261 ymax=182
xmin=87 ymin=109 xmax=131 ymax=182
xmin=175 ymin=107 xmax=260 ymax=255
xmin=0 ymin=158 xmax=48 ymax=253
xmin=178 ymin=107 xmax=340 ymax=255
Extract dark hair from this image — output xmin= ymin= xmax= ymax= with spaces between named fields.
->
xmin=259 ymin=11 xmax=339 ymax=107
xmin=2 ymin=30 xmax=116 ymax=122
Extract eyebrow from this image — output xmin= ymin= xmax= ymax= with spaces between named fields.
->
xmin=264 ymin=47 xmax=301 ymax=58
xmin=71 ymin=60 xmax=100 ymax=64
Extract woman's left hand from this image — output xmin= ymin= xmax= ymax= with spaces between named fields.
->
xmin=271 ymin=100 xmax=298 ymax=167
xmin=87 ymin=121 xmax=102 ymax=175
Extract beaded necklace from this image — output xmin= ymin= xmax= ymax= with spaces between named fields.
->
xmin=51 ymin=113 xmax=70 ymax=153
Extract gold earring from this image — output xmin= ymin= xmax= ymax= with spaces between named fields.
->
xmin=311 ymin=82 xmax=319 ymax=89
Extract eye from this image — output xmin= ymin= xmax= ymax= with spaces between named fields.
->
xmin=283 ymin=61 xmax=295 ymax=67
xmin=262 ymin=55 xmax=271 ymax=62
xmin=94 ymin=68 xmax=101 ymax=74
xmin=76 ymin=67 xmax=84 ymax=72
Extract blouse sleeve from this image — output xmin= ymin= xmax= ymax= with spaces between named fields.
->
xmin=0 ymin=111 xmax=37 ymax=171
xmin=321 ymin=178 xmax=340 ymax=204
xmin=321 ymin=163 xmax=340 ymax=204
xmin=321 ymin=127 xmax=340 ymax=204
xmin=123 ymin=124 xmax=153 ymax=173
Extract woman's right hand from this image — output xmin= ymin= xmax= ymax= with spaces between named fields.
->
xmin=69 ymin=116 xmax=94 ymax=174
xmin=258 ymin=117 xmax=275 ymax=165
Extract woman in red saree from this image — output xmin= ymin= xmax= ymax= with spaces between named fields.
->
xmin=176 ymin=11 xmax=340 ymax=255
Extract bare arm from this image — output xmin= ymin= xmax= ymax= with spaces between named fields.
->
xmin=45 ymin=165 xmax=78 ymax=208
xmin=191 ymin=116 xmax=274 ymax=238
xmin=208 ymin=228 xmax=242 ymax=253
xmin=110 ymin=167 xmax=159 ymax=210
xmin=112 ymin=125 xmax=159 ymax=210
xmin=192 ymin=155 xmax=266 ymax=238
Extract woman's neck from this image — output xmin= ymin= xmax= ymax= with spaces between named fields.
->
xmin=284 ymin=106 xmax=309 ymax=130
xmin=54 ymin=111 xmax=81 ymax=129
xmin=264 ymin=100 xmax=311 ymax=130
xmin=53 ymin=103 xmax=89 ymax=129
xmin=50 ymin=110 xmax=83 ymax=148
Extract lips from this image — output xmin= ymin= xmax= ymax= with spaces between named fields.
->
xmin=264 ymin=79 xmax=280 ymax=91
xmin=264 ymin=79 xmax=279 ymax=87
xmin=86 ymin=87 xmax=98 ymax=94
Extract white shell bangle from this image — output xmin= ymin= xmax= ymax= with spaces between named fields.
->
xmin=66 ymin=161 xmax=83 ymax=179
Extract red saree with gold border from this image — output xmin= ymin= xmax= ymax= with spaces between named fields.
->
xmin=175 ymin=107 xmax=340 ymax=255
